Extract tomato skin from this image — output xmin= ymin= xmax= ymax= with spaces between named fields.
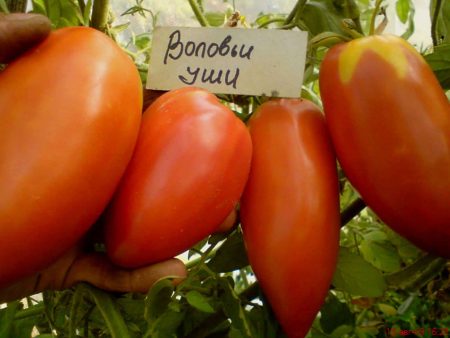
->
xmin=319 ymin=35 xmax=450 ymax=258
xmin=0 ymin=27 xmax=142 ymax=287
xmin=240 ymin=99 xmax=340 ymax=338
xmin=104 ymin=87 xmax=252 ymax=268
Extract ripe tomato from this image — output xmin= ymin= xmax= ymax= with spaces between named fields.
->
xmin=0 ymin=27 xmax=142 ymax=287
xmin=240 ymin=99 xmax=340 ymax=338
xmin=320 ymin=35 xmax=450 ymax=258
xmin=104 ymin=87 xmax=252 ymax=268
xmin=215 ymin=208 xmax=237 ymax=233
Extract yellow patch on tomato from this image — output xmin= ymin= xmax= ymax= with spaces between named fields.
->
xmin=338 ymin=35 xmax=423 ymax=84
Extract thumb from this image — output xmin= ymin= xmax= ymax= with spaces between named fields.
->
xmin=0 ymin=13 xmax=51 ymax=63
xmin=62 ymin=253 xmax=187 ymax=293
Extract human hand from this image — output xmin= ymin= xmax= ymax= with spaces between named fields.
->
xmin=0 ymin=13 xmax=187 ymax=303
xmin=0 ymin=242 xmax=186 ymax=303
xmin=0 ymin=12 xmax=51 ymax=63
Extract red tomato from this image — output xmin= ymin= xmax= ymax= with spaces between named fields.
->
xmin=240 ymin=99 xmax=340 ymax=338
xmin=0 ymin=27 xmax=142 ymax=288
xmin=104 ymin=87 xmax=252 ymax=268
xmin=319 ymin=35 xmax=450 ymax=258
xmin=215 ymin=208 xmax=238 ymax=233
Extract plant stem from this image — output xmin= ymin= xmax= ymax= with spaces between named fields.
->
xmin=188 ymin=0 xmax=209 ymax=27
xmin=81 ymin=284 xmax=131 ymax=338
xmin=14 ymin=303 xmax=45 ymax=320
xmin=369 ymin=0 xmax=384 ymax=36
xmin=91 ymin=0 xmax=110 ymax=31
xmin=284 ymin=0 xmax=307 ymax=25
xmin=386 ymin=254 xmax=447 ymax=291
xmin=340 ymin=197 xmax=366 ymax=227
xmin=431 ymin=0 xmax=443 ymax=46
xmin=77 ymin=0 xmax=85 ymax=14
xmin=258 ymin=17 xmax=286 ymax=28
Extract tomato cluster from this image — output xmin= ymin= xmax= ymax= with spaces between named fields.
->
xmin=1 ymin=26 xmax=449 ymax=338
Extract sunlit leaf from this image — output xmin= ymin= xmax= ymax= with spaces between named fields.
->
xmin=332 ymin=247 xmax=387 ymax=297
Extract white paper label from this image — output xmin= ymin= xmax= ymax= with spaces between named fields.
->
xmin=146 ymin=27 xmax=308 ymax=98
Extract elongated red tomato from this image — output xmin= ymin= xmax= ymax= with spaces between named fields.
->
xmin=0 ymin=27 xmax=142 ymax=287
xmin=240 ymin=99 xmax=340 ymax=338
xmin=320 ymin=35 xmax=450 ymax=258
xmin=104 ymin=87 xmax=252 ymax=268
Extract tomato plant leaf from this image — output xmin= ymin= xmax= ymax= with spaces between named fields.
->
xmin=332 ymin=247 xmax=387 ymax=297
xmin=144 ymin=309 xmax=186 ymax=338
xmin=81 ymin=284 xmax=132 ymax=338
xmin=0 ymin=0 xmax=9 ymax=12
xmin=208 ymin=230 xmax=249 ymax=273
xmin=247 ymin=305 xmax=279 ymax=338
xmin=82 ymin=0 xmax=92 ymax=26
xmin=145 ymin=278 xmax=175 ymax=322
xmin=396 ymin=0 xmax=411 ymax=23
xmin=31 ymin=0 xmax=47 ymax=15
xmin=430 ymin=0 xmax=450 ymax=44
xmin=425 ymin=43 xmax=450 ymax=89
xmin=300 ymin=0 xmax=352 ymax=36
xmin=186 ymin=290 xmax=216 ymax=314
xmin=204 ymin=11 xmax=226 ymax=26
xmin=319 ymin=293 xmax=354 ymax=334
xmin=359 ymin=239 xmax=402 ymax=273
xmin=0 ymin=301 xmax=21 ymax=338
xmin=219 ymin=277 xmax=254 ymax=338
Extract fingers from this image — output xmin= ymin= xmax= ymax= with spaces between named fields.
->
xmin=0 ymin=13 xmax=51 ymax=63
xmin=63 ymin=253 xmax=187 ymax=294
xmin=0 ymin=246 xmax=79 ymax=303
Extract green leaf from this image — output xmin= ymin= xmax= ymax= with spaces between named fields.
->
xmin=31 ymin=0 xmax=47 ymax=15
xmin=247 ymin=306 xmax=277 ymax=338
xmin=359 ymin=239 xmax=402 ymax=273
xmin=424 ymin=43 xmax=450 ymax=90
xmin=332 ymin=247 xmax=387 ymax=297
xmin=255 ymin=13 xmax=286 ymax=28
xmin=134 ymin=34 xmax=151 ymax=50
xmin=83 ymin=0 xmax=93 ymax=26
xmin=145 ymin=278 xmax=175 ymax=322
xmin=81 ymin=284 xmax=132 ymax=338
xmin=186 ymin=291 xmax=215 ymax=314
xmin=0 ymin=0 xmax=9 ymax=13
xmin=396 ymin=0 xmax=411 ymax=24
xmin=0 ymin=301 xmax=21 ymax=338
xmin=219 ymin=278 xmax=254 ymax=338
xmin=204 ymin=11 xmax=226 ymax=27
xmin=319 ymin=293 xmax=354 ymax=334
xmin=378 ymin=303 xmax=397 ymax=316
xmin=385 ymin=227 xmax=421 ymax=261
xmin=145 ymin=309 xmax=185 ymax=338
xmin=208 ymin=230 xmax=249 ymax=273
xmin=301 ymin=0 xmax=353 ymax=37
xmin=431 ymin=0 xmax=450 ymax=44
xmin=400 ymin=1 xmax=415 ymax=40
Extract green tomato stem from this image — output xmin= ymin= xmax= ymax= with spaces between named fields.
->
xmin=431 ymin=0 xmax=443 ymax=46
xmin=369 ymin=0 xmax=384 ymax=36
xmin=188 ymin=0 xmax=209 ymax=27
xmin=284 ymin=0 xmax=307 ymax=25
xmin=91 ymin=0 xmax=110 ymax=32
xmin=13 ymin=302 xmax=45 ymax=320
xmin=340 ymin=197 xmax=366 ymax=227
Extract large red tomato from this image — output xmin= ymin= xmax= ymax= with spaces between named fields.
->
xmin=0 ymin=27 xmax=142 ymax=287
xmin=240 ymin=99 xmax=340 ymax=338
xmin=319 ymin=35 xmax=450 ymax=258
xmin=104 ymin=87 xmax=252 ymax=268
